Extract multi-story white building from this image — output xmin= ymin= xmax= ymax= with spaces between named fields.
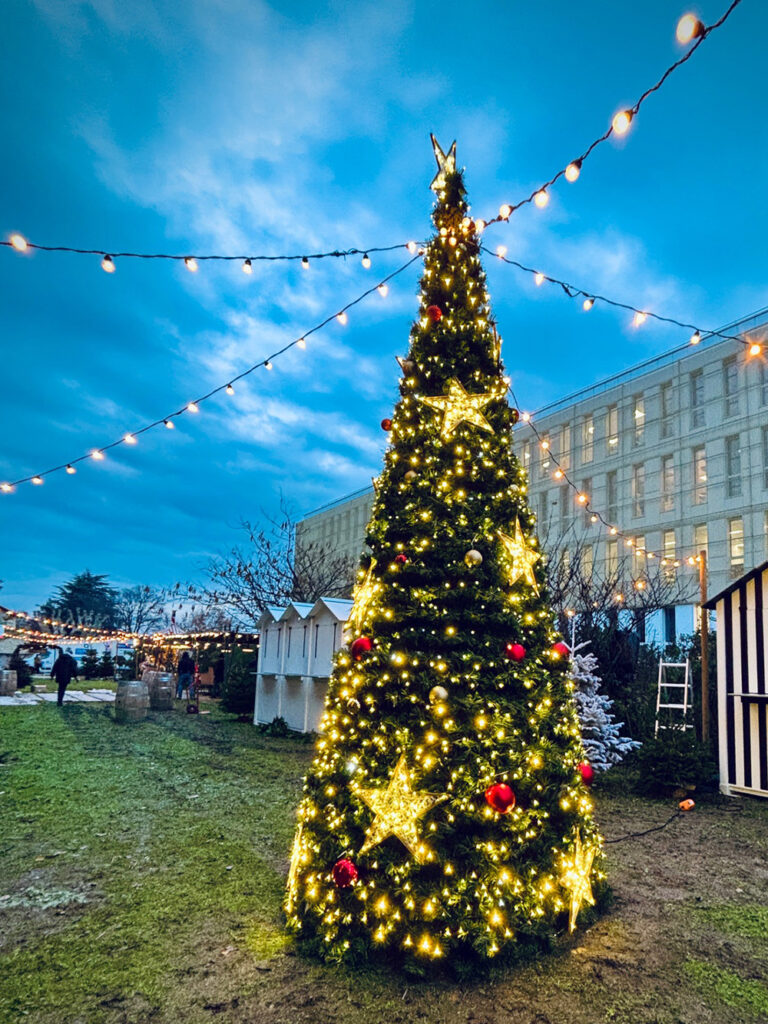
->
xmin=295 ymin=312 xmax=768 ymax=642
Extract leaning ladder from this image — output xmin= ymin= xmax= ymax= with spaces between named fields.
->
xmin=655 ymin=659 xmax=692 ymax=737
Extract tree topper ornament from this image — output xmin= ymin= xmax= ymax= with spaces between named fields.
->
xmin=430 ymin=133 xmax=457 ymax=193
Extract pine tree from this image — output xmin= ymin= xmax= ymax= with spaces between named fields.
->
xmin=286 ymin=138 xmax=603 ymax=968
xmin=570 ymin=642 xmax=640 ymax=772
xmin=80 ymin=648 xmax=99 ymax=680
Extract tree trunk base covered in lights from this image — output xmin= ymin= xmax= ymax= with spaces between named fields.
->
xmin=285 ymin=136 xmax=605 ymax=970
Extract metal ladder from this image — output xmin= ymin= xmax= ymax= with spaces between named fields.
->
xmin=654 ymin=659 xmax=692 ymax=736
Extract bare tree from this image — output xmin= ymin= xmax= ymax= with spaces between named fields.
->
xmin=115 ymin=586 xmax=169 ymax=634
xmin=199 ymin=499 xmax=355 ymax=627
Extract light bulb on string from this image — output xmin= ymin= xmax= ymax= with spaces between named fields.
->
xmin=690 ymin=331 xmax=701 ymax=345
xmin=496 ymin=245 xmax=507 ymax=258
xmin=124 ymin=433 xmax=137 ymax=445
xmin=749 ymin=343 xmax=762 ymax=357
xmin=407 ymin=241 xmax=417 ymax=253
xmin=187 ymin=401 xmax=199 ymax=413
xmin=1 ymin=483 xmax=13 ymax=493
xmin=582 ymin=297 xmax=594 ymax=311
xmin=91 ymin=450 xmax=105 ymax=461
xmin=534 ymin=272 xmax=545 ymax=286
xmin=10 ymin=233 xmax=28 ymax=252
xmin=32 ymin=476 xmax=43 ymax=485
xmin=101 ymin=255 xmax=115 ymax=273
xmin=297 ymin=337 xmax=306 ymax=350
xmin=378 ymin=284 xmax=389 ymax=297
xmin=633 ymin=311 xmax=647 ymax=327
xmin=66 ymin=464 xmax=76 ymax=475
xmin=612 ymin=110 xmax=633 ymax=136
xmin=565 ymin=161 xmax=582 ymax=183
xmin=265 ymin=360 xmax=274 ymax=370
xmin=164 ymin=419 xmax=175 ymax=430
xmin=242 ymin=259 xmax=252 ymax=274
xmin=362 ymin=253 xmax=371 ymax=268
xmin=184 ymin=257 xmax=198 ymax=273
xmin=301 ymin=257 xmax=310 ymax=270
xmin=533 ymin=190 xmax=549 ymax=209
xmin=337 ymin=311 xmax=348 ymax=325
xmin=676 ymin=13 xmax=704 ymax=44
xmin=475 ymin=220 xmax=486 ymax=233
xmin=225 ymin=383 xmax=235 ymax=395
xmin=499 ymin=204 xmax=512 ymax=219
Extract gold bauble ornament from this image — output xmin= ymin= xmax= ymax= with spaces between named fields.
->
xmin=429 ymin=684 xmax=448 ymax=703
xmin=464 ymin=549 xmax=483 ymax=567
xmin=404 ymin=470 xmax=418 ymax=483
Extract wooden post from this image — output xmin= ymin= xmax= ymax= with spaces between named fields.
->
xmin=699 ymin=549 xmax=710 ymax=743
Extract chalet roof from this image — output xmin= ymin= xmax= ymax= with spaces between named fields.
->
xmin=702 ymin=560 xmax=768 ymax=609
xmin=308 ymin=598 xmax=353 ymax=621
xmin=277 ymin=602 xmax=314 ymax=622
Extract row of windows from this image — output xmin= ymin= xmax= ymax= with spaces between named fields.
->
xmin=537 ymin=432 xmax=768 ymax=525
xmin=522 ymin=356 xmax=767 ymax=474
xmin=560 ymin=515 xmax=751 ymax=581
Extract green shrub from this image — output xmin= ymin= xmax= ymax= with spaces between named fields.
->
xmin=633 ymin=728 xmax=717 ymax=796
xmin=257 ymin=716 xmax=291 ymax=737
xmin=220 ymin=646 xmax=257 ymax=717
xmin=8 ymin=649 xmax=32 ymax=688
xmin=81 ymin=648 xmax=100 ymax=680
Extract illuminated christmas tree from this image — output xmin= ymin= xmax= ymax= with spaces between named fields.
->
xmin=286 ymin=137 xmax=604 ymax=968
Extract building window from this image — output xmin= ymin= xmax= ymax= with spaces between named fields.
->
xmin=522 ymin=440 xmax=531 ymax=472
xmin=581 ymin=414 xmax=594 ymax=464
xmin=606 ymin=539 xmax=618 ymax=576
xmin=761 ymin=362 xmax=768 ymax=407
xmin=632 ymin=463 xmax=645 ymax=517
xmin=728 ymin=517 xmax=744 ymax=578
xmin=633 ymin=534 xmax=646 ymax=573
xmin=663 ymin=530 xmax=676 ymax=574
xmin=582 ymin=544 xmax=594 ymax=578
xmin=661 ymin=455 xmax=675 ymax=512
xmin=559 ymin=484 xmax=569 ymax=525
xmin=606 ymin=470 xmax=618 ymax=523
xmin=725 ymin=434 xmax=742 ymax=498
xmin=763 ymin=426 xmax=768 ymax=489
xmin=540 ymin=434 xmax=551 ymax=479
xmin=723 ymin=355 xmax=740 ymax=417
xmin=633 ymin=395 xmax=645 ymax=447
xmin=690 ymin=369 xmax=705 ymax=428
xmin=693 ymin=523 xmax=708 ymax=561
xmin=562 ymin=548 xmax=571 ymax=574
xmin=606 ymin=404 xmax=619 ymax=454
xmin=664 ymin=607 xmax=676 ymax=645
xmin=693 ymin=446 xmax=707 ymax=505
xmin=660 ymin=382 xmax=674 ymax=438
xmin=539 ymin=492 xmax=549 ymax=529
xmin=560 ymin=423 xmax=571 ymax=471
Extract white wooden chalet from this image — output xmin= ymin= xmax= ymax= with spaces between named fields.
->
xmin=253 ymin=597 xmax=352 ymax=733
xmin=704 ymin=560 xmax=768 ymax=799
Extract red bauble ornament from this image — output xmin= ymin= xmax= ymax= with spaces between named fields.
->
xmin=331 ymin=858 xmax=358 ymax=888
xmin=381 ymin=418 xmax=393 ymax=431
xmin=394 ymin=553 xmax=408 ymax=565
xmin=578 ymin=761 xmax=595 ymax=786
xmin=551 ymin=641 xmax=570 ymax=659
xmin=426 ymin=304 xmax=443 ymax=322
xmin=485 ymin=782 xmax=516 ymax=814
xmin=350 ymin=636 xmax=373 ymax=660
xmin=505 ymin=643 xmax=526 ymax=662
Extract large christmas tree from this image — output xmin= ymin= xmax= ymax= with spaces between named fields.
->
xmin=286 ymin=137 xmax=603 ymax=968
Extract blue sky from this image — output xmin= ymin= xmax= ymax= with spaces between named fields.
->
xmin=1 ymin=0 xmax=766 ymax=610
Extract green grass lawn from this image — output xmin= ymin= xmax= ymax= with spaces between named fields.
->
xmin=1 ymin=704 xmax=767 ymax=1024
xmin=29 ymin=676 xmax=119 ymax=693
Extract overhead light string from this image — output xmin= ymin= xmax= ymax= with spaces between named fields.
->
xmin=480 ymin=3 xmax=742 ymax=229
xmin=0 ymin=253 xmax=423 ymax=494
xmin=485 ymin=246 xmax=763 ymax=352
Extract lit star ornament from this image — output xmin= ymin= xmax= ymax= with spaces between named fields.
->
xmin=430 ymin=133 xmax=457 ymax=193
xmin=345 ymin=559 xmax=380 ymax=636
xmin=562 ymin=830 xmax=597 ymax=932
xmin=286 ymin=822 xmax=306 ymax=914
xmin=498 ymin=519 xmax=541 ymax=593
xmin=420 ymin=378 xmax=495 ymax=438
xmin=357 ymin=755 xmax=443 ymax=862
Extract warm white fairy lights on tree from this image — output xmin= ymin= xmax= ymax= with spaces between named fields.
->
xmin=285 ymin=137 xmax=604 ymax=968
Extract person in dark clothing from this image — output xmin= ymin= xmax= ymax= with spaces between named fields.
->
xmin=176 ymin=651 xmax=194 ymax=700
xmin=51 ymin=651 xmax=79 ymax=706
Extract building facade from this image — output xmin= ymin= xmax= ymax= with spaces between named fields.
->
xmin=295 ymin=313 xmax=768 ymax=642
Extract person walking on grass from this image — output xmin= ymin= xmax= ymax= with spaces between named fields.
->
xmin=176 ymin=650 xmax=194 ymax=700
xmin=51 ymin=649 xmax=79 ymax=706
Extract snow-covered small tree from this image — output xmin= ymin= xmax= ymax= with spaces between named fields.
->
xmin=570 ymin=642 xmax=640 ymax=772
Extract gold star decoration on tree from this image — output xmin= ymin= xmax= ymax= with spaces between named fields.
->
xmin=561 ymin=830 xmax=597 ymax=932
xmin=357 ymin=755 xmax=443 ymax=863
xmin=498 ymin=519 xmax=541 ymax=593
xmin=286 ymin=822 xmax=305 ymax=915
xmin=345 ymin=559 xmax=380 ymax=637
xmin=420 ymin=378 xmax=496 ymax=439
xmin=430 ymin=133 xmax=457 ymax=193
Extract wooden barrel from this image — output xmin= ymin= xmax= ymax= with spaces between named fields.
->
xmin=148 ymin=672 xmax=174 ymax=711
xmin=114 ymin=679 xmax=149 ymax=723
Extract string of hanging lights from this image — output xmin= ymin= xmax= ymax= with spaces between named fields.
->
xmin=479 ymin=4 xmax=742 ymax=228
xmin=1 ymin=234 xmax=419 ymax=273
xmin=510 ymin=387 xmax=704 ymax=578
xmin=0 ymin=254 xmax=422 ymax=494
xmin=0 ymin=608 xmax=127 ymax=637
xmin=484 ymin=246 xmax=763 ymax=353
